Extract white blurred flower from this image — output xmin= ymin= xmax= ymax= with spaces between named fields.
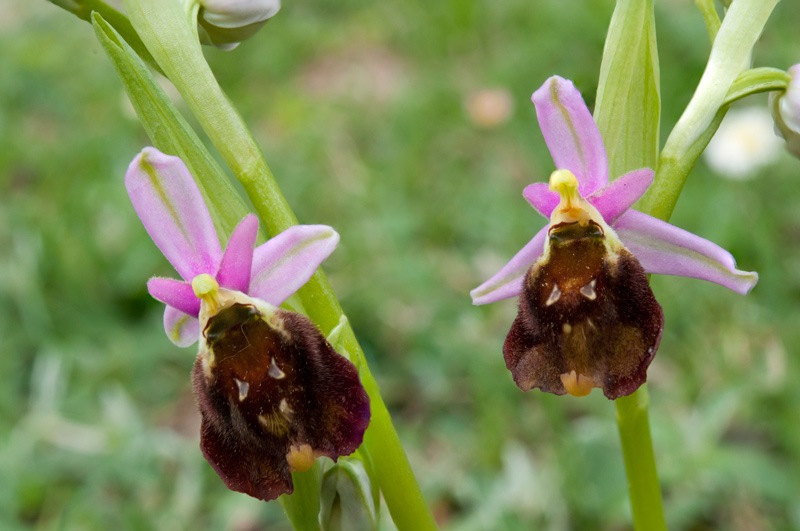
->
xmin=197 ymin=0 xmax=281 ymax=49
xmin=771 ymin=64 xmax=800 ymax=158
xmin=704 ymin=106 xmax=783 ymax=179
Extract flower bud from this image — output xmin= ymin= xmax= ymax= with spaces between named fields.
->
xmin=198 ymin=0 xmax=281 ymax=49
xmin=320 ymin=457 xmax=379 ymax=531
xmin=771 ymin=64 xmax=800 ymax=158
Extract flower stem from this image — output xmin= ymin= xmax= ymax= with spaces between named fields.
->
xmin=639 ymin=0 xmax=780 ymax=220
xmin=123 ymin=1 xmax=436 ymax=527
xmin=614 ymin=386 xmax=666 ymax=531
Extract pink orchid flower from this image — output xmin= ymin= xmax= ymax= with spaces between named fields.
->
xmin=125 ymin=147 xmax=369 ymax=500
xmin=471 ymin=76 xmax=758 ymax=399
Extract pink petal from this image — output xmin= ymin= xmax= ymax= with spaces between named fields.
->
xmin=216 ymin=214 xmax=259 ymax=293
xmin=249 ymin=225 xmax=339 ymax=306
xmin=589 ymin=168 xmax=654 ymax=223
xmin=615 ymin=210 xmax=758 ymax=294
xmin=147 ymin=277 xmax=200 ymax=316
xmin=523 ymin=182 xmax=559 ymax=218
xmin=163 ymin=306 xmax=201 ymax=347
xmin=532 ymin=76 xmax=608 ymax=195
xmin=126 ymin=147 xmax=222 ymax=281
xmin=470 ymin=227 xmax=547 ymax=305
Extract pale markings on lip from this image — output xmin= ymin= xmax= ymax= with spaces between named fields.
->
xmin=234 ymin=378 xmax=249 ymax=401
xmin=269 ymin=358 xmax=286 ymax=380
xmin=546 ymin=284 xmax=562 ymax=306
xmin=580 ymin=279 xmax=597 ymax=301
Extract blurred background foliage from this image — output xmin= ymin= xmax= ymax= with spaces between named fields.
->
xmin=2 ymin=0 xmax=800 ymax=529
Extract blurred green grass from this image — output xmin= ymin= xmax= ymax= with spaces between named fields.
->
xmin=2 ymin=0 xmax=800 ymax=529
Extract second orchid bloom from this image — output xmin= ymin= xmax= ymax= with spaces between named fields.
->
xmin=471 ymin=76 xmax=758 ymax=400
xmin=126 ymin=147 xmax=370 ymax=500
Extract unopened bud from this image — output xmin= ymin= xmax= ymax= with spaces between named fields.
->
xmin=198 ymin=0 xmax=281 ymax=49
xmin=320 ymin=457 xmax=379 ymax=531
xmin=771 ymin=64 xmax=800 ymax=158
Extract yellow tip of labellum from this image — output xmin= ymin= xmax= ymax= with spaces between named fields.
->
xmin=560 ymin=370 xmax=596 ymax=397
xmin=286 ymin=443 xmax=316 ymax=472
xmin=192 ymin=274 xmax=222 ymax=313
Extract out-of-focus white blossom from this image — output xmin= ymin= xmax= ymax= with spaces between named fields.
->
xmin=704 ymin=106 xmax=783 ymax=179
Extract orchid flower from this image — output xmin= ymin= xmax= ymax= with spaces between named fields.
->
xmin=471 ymin=76 xmax=758 ymax=399
xmin=125 ymin=147 xmax=369 ymax=500
xmin=126 ymin=147 xmax=338 ymax=348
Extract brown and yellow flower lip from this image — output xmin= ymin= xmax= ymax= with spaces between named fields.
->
xmin=192 ymin=286 xmax=370 ymax=501
xmin=503 ymin=218 xmax=663 ymax=400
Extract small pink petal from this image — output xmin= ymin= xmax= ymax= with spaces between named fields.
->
xmin=126 ymin=147 xmax=222 ymax=281
xmin=471 ymin=227 xmax=547 ymax=305
xmin=249 ymin=225 xmax=339 ymax=306
xmin=147 ymin=277 xmax=201 ymax=316
xmin=589 ymin=168 xmax=654 ymax=223
xmin=615 ymin=210 xmax=758 ymax=294
xmin=523 ymin=183 xmax=559 ymax=218
xmin=532 ymin=76 xmax=608 ymax=195
xmin=216 ymin=214 xmax=259 ymax=293
xmin=163 ymin=306 xmax=201 ymax=347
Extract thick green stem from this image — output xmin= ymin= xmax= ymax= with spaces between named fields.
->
xmin=123 ymin=1 xmax=435 ymax=528
xmin=615 ymin=387 xmax=666 ymax=531
xmin=639 ymin=0 xmax=780 ymax=220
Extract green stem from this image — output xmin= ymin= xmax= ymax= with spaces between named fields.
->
xmin=615 ymin=387 xmax=666 ymax=531
xmin=123 ymin=1 xmax=436 ymax=528
xmin=640 ymin=0 xmax=780 ymax=220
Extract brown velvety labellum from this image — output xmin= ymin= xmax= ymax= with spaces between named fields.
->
xmin=193 ymin=303 xmax=370 ymax=501
xmin=503 ymin=221 xmax=664 ymax=399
